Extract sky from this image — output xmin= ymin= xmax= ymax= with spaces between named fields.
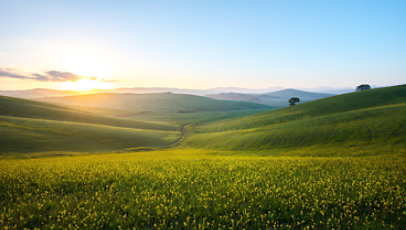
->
xmin=0 ymin=0 xmax=405 ymax=90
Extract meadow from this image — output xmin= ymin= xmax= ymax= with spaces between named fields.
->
xmin=1 ymin=150 xmax=405 ymax=229
xmin=0 ymin=85 xmax=405 ymax=229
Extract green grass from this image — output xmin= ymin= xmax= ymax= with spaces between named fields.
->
xmin=1 ymin=150 xmax=405 ymax=229
xmin=0 ymin=116 xmax=178 ymax=154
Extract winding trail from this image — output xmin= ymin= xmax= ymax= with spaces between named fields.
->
xmin=163 ymin=124 xmax=187 ymax=148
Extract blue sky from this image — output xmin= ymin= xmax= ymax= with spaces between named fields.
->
xmin=0 ymin=0 xmax=405 ymax=90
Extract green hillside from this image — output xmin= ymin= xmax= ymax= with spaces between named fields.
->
xmin=0 ymin=95 xmax=176 ymax=131
xmin=0 ymin=96 xmax=182 ymax=154
xmin=39 ymin=92 xmax=271 ymax=113
xmin=198 ymin=85 xmax=406 ymax=131
xmin=0 ymin=116 xmax=177 ymax=155
xmin=183 ymin=85 xmax=406 ymax=154
xmin=2 ymin=85 xmax=405 ymax=155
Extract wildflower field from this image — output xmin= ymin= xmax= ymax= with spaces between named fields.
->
xmin=1 ymin=150 xmax=405 ymax=229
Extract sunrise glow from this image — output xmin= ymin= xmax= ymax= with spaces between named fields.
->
xmin=60 ymin=78 xmax=112 ymax=91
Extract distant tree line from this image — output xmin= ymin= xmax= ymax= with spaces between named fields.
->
xmin=289 ymin=97 xmax=300 ymax=106
xmin=356 ymin=84 xmax=371 ymax=91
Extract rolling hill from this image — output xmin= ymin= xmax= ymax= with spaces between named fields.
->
xmin=37 ymin=93 xmax=273 ymax=125
xmin=0 ymin=93 xmax=272 ymax=154
xmin=0 ymin=96 xmax=181 ymax=154
xmin=0 ymin=115 xmax=177 ymax=154
xmin=2 ymin=85 xmax=405 ymax=156
xmin=206 ymin=89 xmax=333 ymax=107
xmin=183 ymin=85 xmax=406 ymax=155
xmin=39 ymin=92 xmax=271 ymax=112
xmin=0 ymin=95 xmax=176 ymax=131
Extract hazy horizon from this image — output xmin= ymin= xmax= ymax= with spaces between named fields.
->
xmin=0 ymin=84 xmax=369 ymax=94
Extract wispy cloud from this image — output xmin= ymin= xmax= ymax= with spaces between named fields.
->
xmin=0 ymin=68 xmax=102 ymax=82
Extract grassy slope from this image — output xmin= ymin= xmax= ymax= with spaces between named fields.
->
xmin=0 ymin=96 xmax=181 ymax=154
xmin=39 ymin=92 xmax=271 ymax=112
xmin=0 ymin=95 xmax=176 ymax=131
xmin=198 ymin=85 xmax=406 ymax=131
xmin=0 ymin=116 xmax=177 ymax=154
xmin=183 ymin=85 xmax=406 ymax=154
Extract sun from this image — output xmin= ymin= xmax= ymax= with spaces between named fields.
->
xmin=60 ymin=78 xmax=111 ymax=91
xmin=58 ymin=46 xmax=112 ymax=78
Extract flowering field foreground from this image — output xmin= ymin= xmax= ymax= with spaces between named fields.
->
xmin=1 ymin=150 xmax=405 ymax=229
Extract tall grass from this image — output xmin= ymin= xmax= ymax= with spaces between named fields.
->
xmin=1 ymin=150 xmax=405 ymax=229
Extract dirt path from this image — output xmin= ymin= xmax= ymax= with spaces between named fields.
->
xmin=164 ymin=124 xmax=187 ymax=148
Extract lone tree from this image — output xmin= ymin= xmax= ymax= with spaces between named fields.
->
xmin=356 ymin=84 xmax=371 ymax=91
xmin=289 ymin=97 xmax=300 ymax=106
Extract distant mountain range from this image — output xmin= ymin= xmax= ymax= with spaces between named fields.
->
xmin=0 ymin=86 xmax=354 ymax=99
xmin=111 ymin=86 xmax=285 ymax=95
xmin=0 ymin=87 xmax=282 ymax=99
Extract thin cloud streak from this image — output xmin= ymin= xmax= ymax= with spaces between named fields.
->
xmin=0 ymin=68 xmax=106 ymax=82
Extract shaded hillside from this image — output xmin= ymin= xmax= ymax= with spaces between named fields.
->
xmin=0 ymin=95 xmax=176 ymax=131
xmin=0 ymin=116 xmax=177 ymax=154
